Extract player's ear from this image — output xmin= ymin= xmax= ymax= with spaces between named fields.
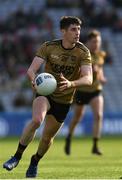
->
xmin=61 ymin=29 xmax=66 ymax=35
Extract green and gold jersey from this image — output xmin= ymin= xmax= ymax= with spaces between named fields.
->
xmin=78 ymin=51 xmax=106 ymax=92
xmin=36 ymin=39 xmax=91 ymax=104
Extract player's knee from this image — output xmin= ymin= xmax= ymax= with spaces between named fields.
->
xmin=33 ymin=117 xmax=42 ymax=128
xmin=73 ymin=117 xmax=81 ymax=124
xmin=42 ymin=136 xmax=54 ymax=145
xmin=95 ymin=112 xmax=103 ymax=121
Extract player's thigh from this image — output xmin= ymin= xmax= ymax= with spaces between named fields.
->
xmin=42 ymin=115 xmax=63 ymax=139
xmin=32 ymin=96 xmax=50 ymax=123
xmin=90 ymin=95 xmax=104 ymax=116
xmin=73 ymin=103 xmax=85 ymax=119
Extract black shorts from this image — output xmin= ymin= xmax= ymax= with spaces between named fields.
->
xmin=35 ymin=94 xmax=71 ymax=123
xmin=75 ymin=90 xmax=102 ymax=105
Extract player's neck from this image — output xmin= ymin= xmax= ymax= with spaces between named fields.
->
xmin=91 ymin=49 xmax=99 ymax=54
xmin=62 ymin=39 xmax=76 ymax=49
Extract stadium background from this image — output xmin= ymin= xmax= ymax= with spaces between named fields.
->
xmin=0 ymin=0 xmax=122 ymax=137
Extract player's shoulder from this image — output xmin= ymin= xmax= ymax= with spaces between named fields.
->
xmin=76 ymin=42 xmax=90 ymax=53
xmin=96 ymin=50 xmax=106 ymax=65
xmin=45 ymin=39 xmax=61 ymax=46
xmin=99 ymin=50 xmax=106 ymax=58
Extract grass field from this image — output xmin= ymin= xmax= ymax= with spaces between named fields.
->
xmin=0 ymin=136 xmax=122 ymax=179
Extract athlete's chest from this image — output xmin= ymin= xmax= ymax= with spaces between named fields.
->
xmin=48 ymin=47 xmax=81 ymax=65
xmin=46 ymin=47 xmax=81 ymax=76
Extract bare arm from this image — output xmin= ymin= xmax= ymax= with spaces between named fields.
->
xmin=98 ymin=66 xmax=107 ymax=84
xmin=59 ymin=64 xmax=93 ymax=91
xmin=27 ymin=56 xmax=45 ymax=82
xmin=72 ymin=64 xmax=93 ymax=87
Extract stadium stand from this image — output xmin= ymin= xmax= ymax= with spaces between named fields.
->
xmin=102 ymin=30 xmax=122 ymax=112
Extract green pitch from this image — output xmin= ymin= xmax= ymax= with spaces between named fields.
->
xmin=0 ymin=136 xmax=122 ymax=179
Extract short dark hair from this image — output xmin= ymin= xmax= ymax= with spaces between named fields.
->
xmin=87 ymin=30 xmax=101 ymax=41
xmin=60 ymin=16 xmax=82 ymax=29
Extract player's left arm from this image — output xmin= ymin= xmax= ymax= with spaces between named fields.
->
xmin=72 ymin=64 xmax=93 ymax=87
xmin=59 ymin=64 xmax=93 ymax=91
xmin=98 ymin=66 xmax=107 ymax=84
xmin=97 ymin=51 xmax=107 ymax=83
xmin=59 ymin=46 xmax=93 ymax=91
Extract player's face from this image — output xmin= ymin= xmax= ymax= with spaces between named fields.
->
xmin=62 ymin=24 xmax=81 ymax=44
xmin=88 ymin=36 xmax=101 ymax=52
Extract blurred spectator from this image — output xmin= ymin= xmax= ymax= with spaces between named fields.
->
xmin=110 ymin=0 xmax=122 ymax=7
xmin=112 ymin=18 xmax=122 ymax=32
xmin=0 ymin=100 xmax=4 ymax=111
xmin=46 ymin=0 xmax=80 ymax=8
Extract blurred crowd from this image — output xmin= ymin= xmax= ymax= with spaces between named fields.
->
xmin=0 ymin=7 xmax=54 ymax=89
xmin=0 ymin=0 xmax=122 ymax=111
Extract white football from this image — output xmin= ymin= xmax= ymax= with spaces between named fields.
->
xmin=35 ymin=73 xmax=57 ymax=96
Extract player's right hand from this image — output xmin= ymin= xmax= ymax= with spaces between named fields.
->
xmin=31 ymin=80 xmax=36 ymax=91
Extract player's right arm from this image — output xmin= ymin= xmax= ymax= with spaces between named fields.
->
xmin=27 ymin=56 xmax=45 ymax=83
xmin=27 ymin=42 xmax=47 ymax=83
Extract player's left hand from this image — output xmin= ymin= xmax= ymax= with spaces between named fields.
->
xmin=59 ymin=73 xmax=72 ymax=91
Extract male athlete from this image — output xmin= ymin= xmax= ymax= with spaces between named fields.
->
xmin=3 ymin=16 xmax=92 ymax=178
xmin=65 ymin=30 xmax=107 ymax=156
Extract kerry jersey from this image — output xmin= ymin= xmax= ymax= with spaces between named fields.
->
xmin=36 ymin=39 xmax=92 ymax=104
